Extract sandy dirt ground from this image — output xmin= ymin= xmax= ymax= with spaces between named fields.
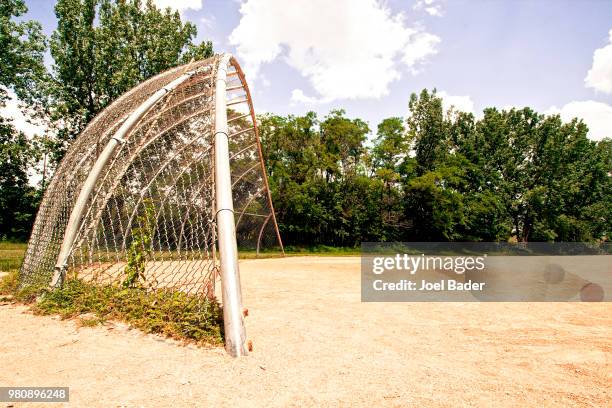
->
xmin=1 ymin=256 xmax=610 ymax=407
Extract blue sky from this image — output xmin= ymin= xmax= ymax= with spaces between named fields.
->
xmin=14 ymin=0 xmax=612 ymax=140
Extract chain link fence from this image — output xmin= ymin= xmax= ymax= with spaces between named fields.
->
xmin=20 ymin=55 xmax=283 ymax=302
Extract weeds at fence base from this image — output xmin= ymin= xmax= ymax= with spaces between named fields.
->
xmin=2 ymin=272 xmax=224 ymax=346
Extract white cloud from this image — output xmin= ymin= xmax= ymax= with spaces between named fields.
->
xmin=153 ymin=0 xmax=203 ymax=13
xmin=401 ymin=30 xmax=441 ymax=73
xmin=0 ymin=93 xmax=46 ymax=138
xmin=413 ymin=0 xmax=443 ymax=17
xmin=200 ymin=14 xmax=215 ymax=29
xmin=260 ymin=74 xmax=271 ymax=88
xmin=437 ymin=91 xmax=475 ymax=114
xmin=546 ymin=100 xmax=612 ymax=141
xmin=585 ymin=29 xmax=612 ymax=94
xmin=290 ymin=89 xmax=330 ymax=106
xmin=229 ymin=0 xmax=440 ymax=104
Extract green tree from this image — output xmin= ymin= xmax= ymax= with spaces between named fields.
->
xmin=398 ymin=90 xmax=612 ymax=243
xmin=371 ymin=117 xmax=407 ymax=238
xmin=406 ymin=89 xmax=449 ymax=175
xmin=0 ymin=118 xmax=41 ymax=240
xmin=402 ymin=90 xmax=465 ymax=239
xmin=48 ymin=0 xmax=213 ymax=161
xmin=320 ymin=109 xmax=369 ymax=179
xmin=0 ymin=0 xmax=47 ymax=240
xmin=0 ymin=0 xmax=47 ymax=105
xmin=450 ymin=108 xmax=517 ymax=240
xmin=372 ymin=117 xmax=406 ymax=172
xmin=259 ymin=110 xmax=382 ymax=246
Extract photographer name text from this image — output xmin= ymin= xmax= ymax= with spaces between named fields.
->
xmin=372 ymin=279 xmax=485 ymax=292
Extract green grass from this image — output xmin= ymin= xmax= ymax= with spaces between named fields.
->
xmin=0 ymin=242 xmax=26 ymax=297
xmin=239 ymin=245 xmax=361 ymax=258
xmin=282 ymin=245 xmax=362 ymax=256
xmin=0 ymin=241 xmax=26 ymax=273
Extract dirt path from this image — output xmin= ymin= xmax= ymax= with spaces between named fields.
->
xmin=1 ymin=257 xmax=610 ymax=407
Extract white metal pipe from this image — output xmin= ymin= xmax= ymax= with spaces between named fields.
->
xmin=51 ymin=70 xmax=196 ymax=287
xmin=214 ymin=54 xmax=248 ymax=357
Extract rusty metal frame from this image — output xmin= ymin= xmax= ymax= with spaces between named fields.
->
xmin=227 ymin=57 xmax=285 ymax=256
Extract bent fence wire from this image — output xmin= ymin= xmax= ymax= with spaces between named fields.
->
xmin=20 ymin=55 xmax=283 ymax=302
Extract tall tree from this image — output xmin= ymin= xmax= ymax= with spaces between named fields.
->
xmin=0 ymin=0 xmax=47 ymax=105
xmin=371 ymin=117 xmax=407 ymax=238
xmin=406 ymin=89 xmax=448 ymax=175
xmin=0 ymin=0 xmax=47 ymax=240
xmin=48 ymin=0 xmax=214 ymax=161
xmin=402 ymin=90 xmax=465 ymax=240
xmin=371 ymin=117 xmax=406 ymax=172
xmin=320 ymin=109 xmax=369 ymax=179
xmin=0 ymin=119 xmax=40 ymax=240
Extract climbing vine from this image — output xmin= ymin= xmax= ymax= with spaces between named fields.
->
xmin=123 ymin=199 xmax=156 ymax=288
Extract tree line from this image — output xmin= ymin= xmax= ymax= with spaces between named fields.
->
xmin=1 ymin=0 xmax=610 ymax=244
xmin=259 ymin=93 xmax=611 ymax=245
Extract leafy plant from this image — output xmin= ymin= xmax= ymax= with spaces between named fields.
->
xmin=123 ymin=199 xmax=156 ymax=288
xmin=0 ymin=241 xmax=223 ymax=346
xmin=32 ymin=279 xmax=223 ymax=345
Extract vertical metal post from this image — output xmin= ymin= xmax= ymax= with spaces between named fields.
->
xmin=214 ymin=54 xmax=248 ymax=357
